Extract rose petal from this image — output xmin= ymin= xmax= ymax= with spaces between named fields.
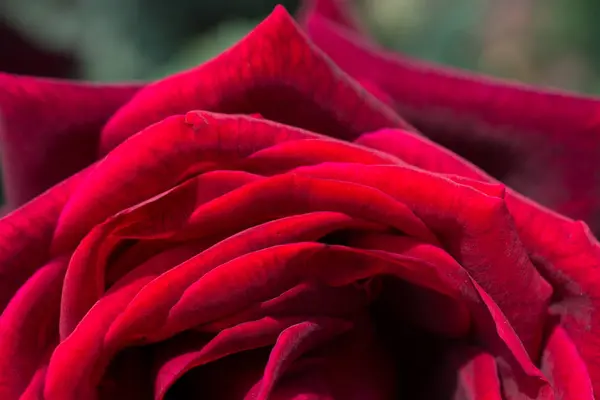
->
xmin=293 ymin=162 xmax=552 ymax=358
xmin=240 ymin=138 xmax=404 ymax=175
xmin=433 ymin=346 xmax=503 ymax=400
xmin=44 ymin=243 xmax=206 ymax=400
xmin=0 ymin=166 xmax=90 ymax=312
xmin=541 ymin=325 xmax=594 ymax=400
xmin=355 ymin=128 xmax=487 ymax=181
xmin=303 ymin=10 xmax=600 ymax=229
xmin=0 ymin=257 xmax=66 ymax=399
xmin=55 ymin=111 xmax=422 ymax=251
xmin=0 ymin=73 xmax=141 ymax=208
xmin=46 ymin=212 xmax=374 ymax=399
xmin=19 ymin=365 xmax=47 ymax=400
xmin=153 ymin=317 xmax=351 ymax=400
xmin=60 ymin=170 xmax=260 ymax=338
xmin=508 ymin=204 xmax=600 ymax=396
xmin=100 ymin=6 xmax=408 ymax=153
xmin=344 ymin=232 xmax=471 ymax=337
xmin=164 ymin=347 xmax=270 ymax=400
xmin=104 ymin=211 xmax=382 ymax=344
xmin=161 ymin=241 xmax=549 ymax=399
xmin=345 ymin=236 xmax=549 ymax=399
xmin=265 ymin=316 xmax=396 ymax=399
xmin=297 ymin=0 xmax=364 ymax=33
xmin=353 ymin=125 xmax=600 ymax=396
xmin=56 ymin=113 xmax=308 ymax=249
xmin=257 ymin=318 xmax=352 ymax=399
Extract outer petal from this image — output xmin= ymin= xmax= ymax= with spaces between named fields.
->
xmin=100 ymin=6 xmax=408 ymax=153
xmin=303 ymin=8 xmax=600 ymax=230
xmin=0 ymin=74 xmax=142 ymax=208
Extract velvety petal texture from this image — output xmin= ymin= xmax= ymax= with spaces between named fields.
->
xmin=0 ymin=4 xmax=598 ymax=400
xmin=0 ymin=74 xmax=142 ymax=208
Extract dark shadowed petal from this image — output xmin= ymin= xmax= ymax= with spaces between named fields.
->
xmin=256 ymin=318 xmax=353 ymax=398
xmin=162 ymin=347 xmax=270 ymax=400
xmin=259 ymin=316 xmax=396 ymax=400
xmin=198 ymin=282 xmax=373 ymax=334
xmin=19 ymin=365 xmax=48 ymax=400
xmin=100 ymin=6 xmax=408 ymax=153
xmin=159 ymin=242 xmax=549 ymax=399
xmin=153 ymin=317 xmax=352 ymax=400
xmin=0 ymin=73 xmax=142 ymax=208
xmin=303 ymin=7 xmax=600 ymax=230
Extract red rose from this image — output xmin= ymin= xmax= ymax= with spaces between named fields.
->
xmin=0 ymin=4 xmax=599 ymax=400
xmin=300 ymin=0 xmax=600 ymax=235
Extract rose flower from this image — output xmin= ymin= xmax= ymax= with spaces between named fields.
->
xmin=0 ymin=3 xmax=599 ymax=400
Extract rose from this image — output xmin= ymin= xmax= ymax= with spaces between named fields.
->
xmin=0 ymin=4 xmax=598 ymax=400
xmin=300 ymin=0 xmax=600 ymax=236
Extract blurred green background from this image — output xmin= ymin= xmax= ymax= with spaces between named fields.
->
xmin=2 ymin=0 xmax=600 ymax=95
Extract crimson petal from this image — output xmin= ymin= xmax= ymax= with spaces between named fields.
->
xmin=355 ymin=126 xmax=600 ymax=395
xmin=433 ymin=347 xmax=503 ymax=400
xmin=0 ymin=257 xmax=66 ymax=399
xmin=303 ymin=8 xmax=600 ymax=229
xmin=0 ymin=73 xmax=141 ymax=208
xmin=0 ymin=167 xmax=90 ymax=312
xmin=541 ymin=325 xmax=594 ymax=400
xmin=297 ymin=0 xmax=364 ymax=33
xmin=293 ymin=162 xmax=552 ymax=359
xmin=100 ymin=6 xmax=408 ymax=153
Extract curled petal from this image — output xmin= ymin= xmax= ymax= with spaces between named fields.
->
xmin=293 ymin=162 xmax=552 ymax=358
